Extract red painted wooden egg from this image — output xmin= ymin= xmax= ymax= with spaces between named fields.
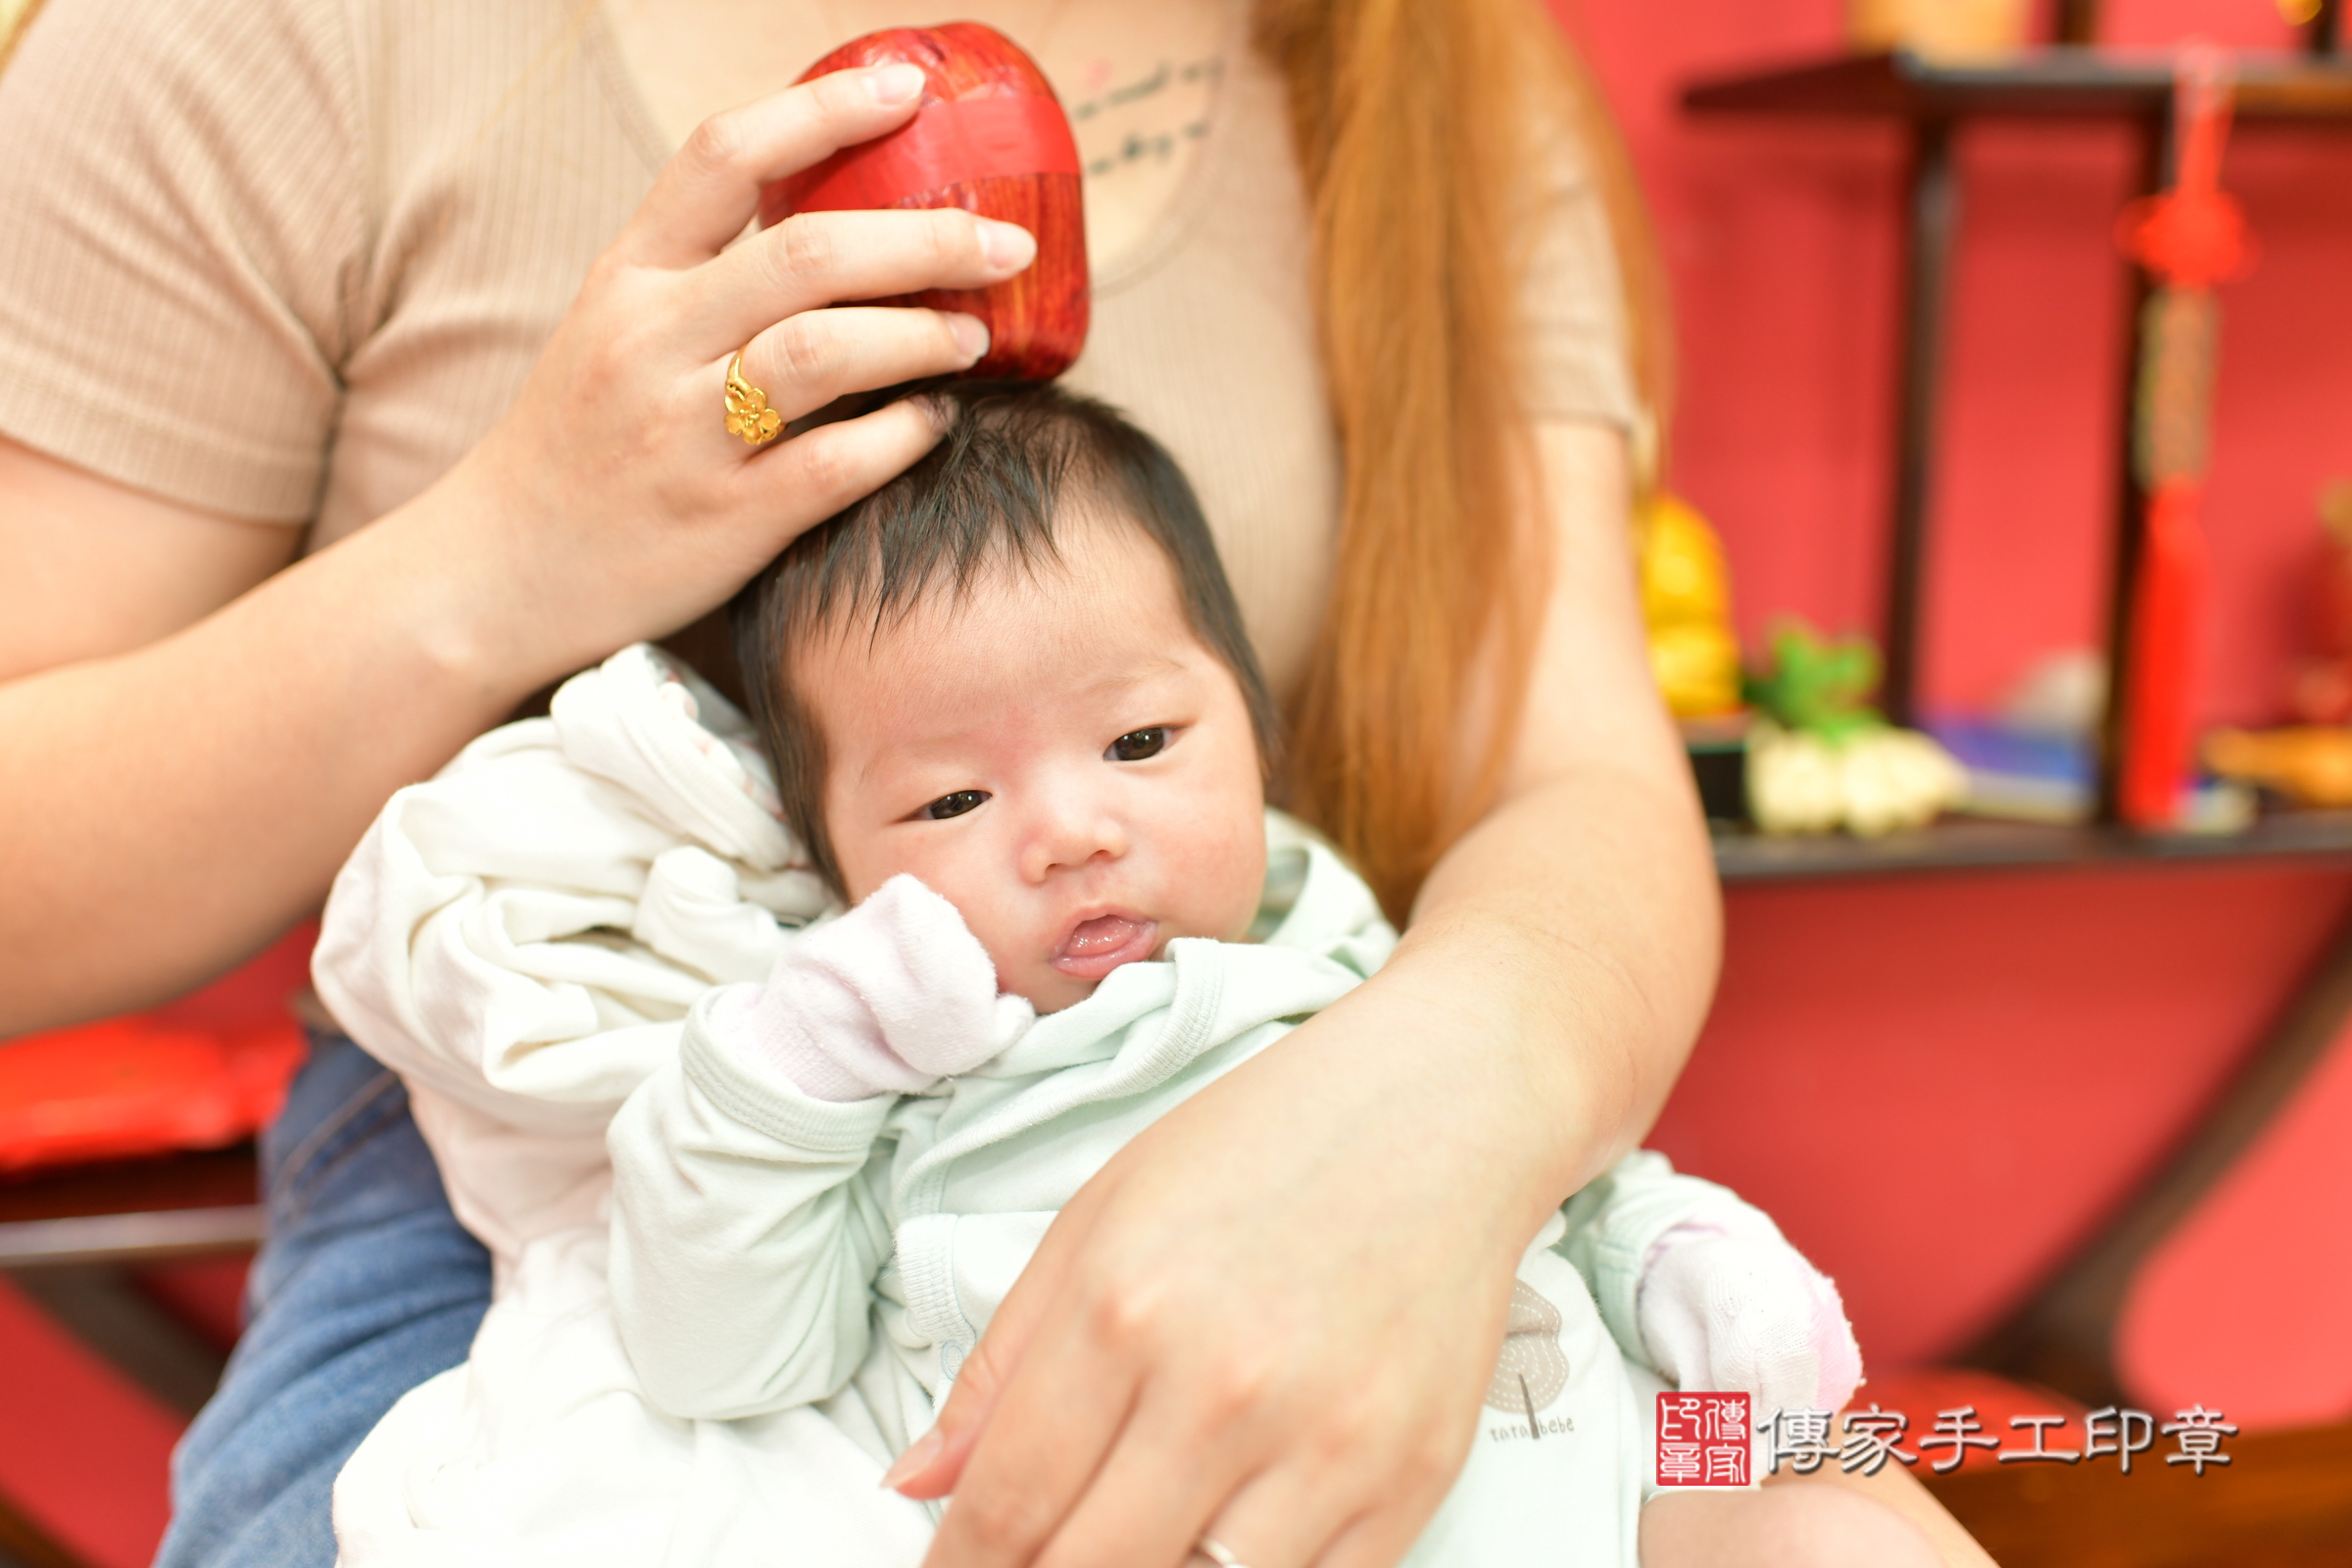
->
xmin=762 ymin=24 xmax=1088 ymax=381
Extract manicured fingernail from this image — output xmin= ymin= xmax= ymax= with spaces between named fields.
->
xmin=977 ymin=219 xmax=1037 ymax=272
xmin=869 ymin=64 xmax=926 ymax=106
xmin=946 ymin=313 xmax=989 ymax=362
xmin=880 ymin=1426 xmax=945 ymax=1490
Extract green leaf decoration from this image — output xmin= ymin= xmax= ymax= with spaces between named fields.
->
xmin=1742 ymin=618 xmax=1887 ymax=746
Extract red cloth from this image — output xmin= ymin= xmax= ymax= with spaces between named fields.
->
xmin=0 ymin=924 xmax=313 ymax=1173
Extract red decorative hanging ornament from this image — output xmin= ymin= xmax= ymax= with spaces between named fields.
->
xmin=2115 ymin=62 xmax=2256 ymax=293
xmin=762 ymin=24 xmax=1089 ymax=381
xmin=2112 ymin=42 xmax=2255 ymax=829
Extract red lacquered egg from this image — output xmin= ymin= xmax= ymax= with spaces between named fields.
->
xmin=763 ymin=24 xmax=1088 ymax=381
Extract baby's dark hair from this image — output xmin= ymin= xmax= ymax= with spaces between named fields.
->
xmin=730 ymin=381 xmax=1280 ymax=896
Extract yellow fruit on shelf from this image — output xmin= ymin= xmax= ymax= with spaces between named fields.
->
xmin=1638 ymin=494 xmax=1731 ymax=625
xmin=1648 ymin=622 xmax=1744 ymax=719
xmin=1636 ymin=493 xmax=1742 ymax=719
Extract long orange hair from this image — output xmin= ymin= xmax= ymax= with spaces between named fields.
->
xmin=1255 ymin=0 xmax=1667 ymax=918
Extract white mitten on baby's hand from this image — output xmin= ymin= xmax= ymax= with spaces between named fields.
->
xmin=712 ymin=875 xmax=1035 ymax=1102
xmin=1636 ymin=1224 xmax=1863 ymax=1425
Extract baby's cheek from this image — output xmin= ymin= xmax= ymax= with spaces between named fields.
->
xmin=827 ymin=831 xmax=904 ymax=908
xmin=941 ymin=894 xmax=1039 ymax=994
xmin=848 ymin=835 xmax=972 ymax=912
xmin=838 ymin=842 xmax=1022 ymax=977
xmin=1205 ymin=823 xmax=1270 ymax=940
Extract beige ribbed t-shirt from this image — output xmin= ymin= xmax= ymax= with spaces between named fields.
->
xmin=0 ymin=0 xmax=1635 ymax=702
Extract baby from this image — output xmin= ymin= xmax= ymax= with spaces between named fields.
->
xmin=315 ymin=385 xmax=1935 ymax=1568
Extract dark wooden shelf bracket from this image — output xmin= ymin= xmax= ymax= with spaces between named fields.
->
xmin=1964 ymin=908 xmax=2352 ymax=1405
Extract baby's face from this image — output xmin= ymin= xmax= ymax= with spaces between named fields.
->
xmin=805 ymin=514 xmax=1269 ymax=1012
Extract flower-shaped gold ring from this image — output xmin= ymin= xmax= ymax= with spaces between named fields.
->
xmin=724 ymin=351 xmax=785 ymax=448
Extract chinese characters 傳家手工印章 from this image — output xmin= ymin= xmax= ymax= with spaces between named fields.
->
xmin=1751 ymin=1403 xmax=2239 ymax=1478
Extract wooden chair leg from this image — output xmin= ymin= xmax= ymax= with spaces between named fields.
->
xmin=1966 ymin=908 xmax=2352 ymax=1405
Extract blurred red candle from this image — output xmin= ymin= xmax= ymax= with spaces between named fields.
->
xmin=762 ymin=24 xmax=1088 ymax=381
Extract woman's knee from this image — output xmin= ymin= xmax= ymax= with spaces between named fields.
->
xmin=1639 ymin=1480 xmax=1943 ymax=1568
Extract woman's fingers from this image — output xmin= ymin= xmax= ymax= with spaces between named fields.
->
xmin=620 ymin=64 xmax=929 ymax=269
xmin=919 ymin=1303 xmax=1144 ymax=1568
xmin=690 ymin=207 xmax=1035 ymax=351
xmin=960 ymin=1364 xmax=1453 ymax=1568
xmin=724 ymin=307 xmax=987 ymax=437
xmin=882 ymin=1337 xmax=1000 ymax=1498
xmin=892 ymin=1180 xmax=1106 ymax=1501
xmin=1183 ymin=1452 xmax=1384 ymax=1568
xmin=723 ymin=395 xmax=948 ymax=540
xmin=1025 ymin=1408 xmax=1264 ymax=1568
xmin=1300 ymin=1505 xmax=1438 ymax=1568
xmin=886 ymin=1305 xmax=1033 ymax=1499
xmin=1034 ymin=1334 xmax=1460 ymax=1568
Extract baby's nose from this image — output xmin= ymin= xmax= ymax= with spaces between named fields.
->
xmin=1019 ymin=796 xmax=1129 ymax=882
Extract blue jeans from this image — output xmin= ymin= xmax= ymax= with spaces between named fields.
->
xmin=154 ymin=1032 xmax=492 ymax=1568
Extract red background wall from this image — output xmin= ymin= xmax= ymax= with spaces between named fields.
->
xmin=1555 ymin=0 xmax=2352 ymax=1422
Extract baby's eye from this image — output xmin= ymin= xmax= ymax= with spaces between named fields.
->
xmin=1107 ymin=727 xmax=1169 ymax=762
xmin=922 ymin=790 xmax=991 ymax=820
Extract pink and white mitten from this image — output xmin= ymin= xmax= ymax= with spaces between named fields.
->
xmin=1635 ymin=1223 xmax=1864 ymax=1426
xmin=710 ymin=874 xmax=1034 ymax=1102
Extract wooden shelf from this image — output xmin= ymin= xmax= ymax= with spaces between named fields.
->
xmin=1679 ymin=29 xmax=2352 ymax=1427
xmin=0 ymin=1145 xmax=262 ymax=1267
xmin=1713 ymin=809 xmax=2352 ymax=882
xmin=1678 ymin=46 xmax=2352 ymax=734
xmin=1685 ymin=47 xmax=2352 ymax=122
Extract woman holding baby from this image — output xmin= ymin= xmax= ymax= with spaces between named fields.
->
xmin=0 ymin=0 xmax=1991 ymax=1564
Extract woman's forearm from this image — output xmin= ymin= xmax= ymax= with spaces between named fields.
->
xmin=1336 ymin=417 xmax=1721 ymax=1231
xmin=1278 ymin=756 xmax=1718 ymax=1268
xmin=0 ymin=486 xmax=544 ymax=1034
xmin=1402 ymin=758 xmax=1719 ymax=1188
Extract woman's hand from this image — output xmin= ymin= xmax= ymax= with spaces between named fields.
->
xmin=427 ymin=59 xmax=1037 ymax=688
xmin=886 ymin=962 xmax=1590 ymax=1568
xmin=0 ymin=63 xmax=1034 ymax=1030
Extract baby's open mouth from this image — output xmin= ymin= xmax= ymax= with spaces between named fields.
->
xmin=1051 ymin=912 xmax=1159 ymax=980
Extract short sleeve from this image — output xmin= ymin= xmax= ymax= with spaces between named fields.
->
xmin=1517 ymin=110 xmax=1642 ymax=434
xmin=0 ymin=0 xmax=366 ymax=520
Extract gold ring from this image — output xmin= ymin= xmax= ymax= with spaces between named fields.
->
xmin=1196 ymin=1539 xmax=1250 ymax=1568
xmin=724 ymin=351 xmax=784 ymax=448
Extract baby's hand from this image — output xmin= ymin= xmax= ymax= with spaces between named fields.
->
xmin=1635 ymin=1224 xmax=1863 ymax=1427
xmin=717 ymin=875 xmax=1034 ymax=1102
